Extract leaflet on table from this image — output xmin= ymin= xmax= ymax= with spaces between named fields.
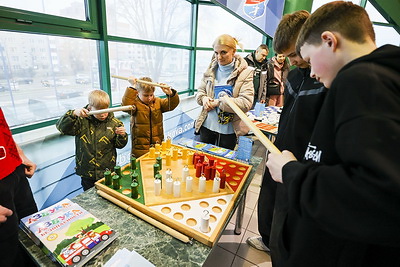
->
xmin=254 ymin=102 xmax=265 ymax=117
xmin=176 ymin=137 xmax=208 ymax=150
xmin=176 ymin=137 xmax=231 ymax=157
xmin=202 ymin=144 xmax=230 ymax=156
xmin=20 ymin=199 xmax=117 ymax=267
xmin=224 ymin=150 xmax=237 ymax=159
xmin=255 ymin=122 xmax=278 ymax=134
xmin=104 ymin=248 xmax=155 ymax=267
xmin=176 ymin=137 xmax=210 ymax=151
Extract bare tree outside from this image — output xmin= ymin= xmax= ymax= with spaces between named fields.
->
xmin=107 ymin=0 xmax=191 ymax=82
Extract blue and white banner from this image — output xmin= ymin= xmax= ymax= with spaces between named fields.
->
xmin=212 ymin=0 xmax=285 ymax=37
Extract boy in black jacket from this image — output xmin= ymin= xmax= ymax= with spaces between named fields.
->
xmin=268 ymin=2 xmax=400 ymax=266
xmin=246 ymin=11 xmax=327 ymax=258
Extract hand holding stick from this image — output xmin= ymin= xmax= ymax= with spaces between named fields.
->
xmin=112 ymin=75 xmax=171 ymax=89
xmin=87 ymin=105 xmax=134 ymax=115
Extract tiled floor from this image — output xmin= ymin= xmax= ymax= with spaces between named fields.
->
xmin=203 ymin=139 xmax=271 ymax=267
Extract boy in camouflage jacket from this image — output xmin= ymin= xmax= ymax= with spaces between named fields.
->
xmin=57 ymin=90 xmax=128 ymax=190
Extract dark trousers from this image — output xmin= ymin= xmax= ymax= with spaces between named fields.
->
xmin=199 ymin=126 xmax=237 ymax=150
xmin=0 ymin=165 xmax=38 ymax=267
xmin=257 ymin=165 xmax=277 ymax=247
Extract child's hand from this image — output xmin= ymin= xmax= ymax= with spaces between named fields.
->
xmin=128 ymin=76 xmax=137 ymax=87
xmin=115 ymin=126 xmax=126 ymax=135
xmin=22 ymin=157 xmax=37 ymax=178
xmin=160 ymin=83 xmax=173 ymax=96
xmin=73 ymin=108 xmax=89 ymax=117
xmin=0 ymin=205 xmax=13 ymax=223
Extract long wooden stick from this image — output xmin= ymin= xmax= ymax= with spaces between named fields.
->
xmin=87 ymin=105 xmax=134 ymax=115
xmin=97 ymin=190 xmax=192 ymax=244
xmin=222 ymin=96 xmax=281 ymax=154
xmin=111 ymin=75 xmax=171 ymax=89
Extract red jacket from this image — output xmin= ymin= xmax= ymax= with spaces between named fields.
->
xmin=0 ymin=108 xmax=22 ymax=179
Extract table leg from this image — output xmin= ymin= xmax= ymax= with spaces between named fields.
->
xmin=234 ymin=191 xmax=247 ymax=235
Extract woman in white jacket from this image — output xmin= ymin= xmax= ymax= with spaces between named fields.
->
xmin=195 ymin=34 xmax=254 ymax=150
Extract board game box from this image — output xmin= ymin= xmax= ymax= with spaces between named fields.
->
xmin=95 ymin=142 xmax=252 ymax=247
xmin=20 ymin=199 xmax=117 ymax=266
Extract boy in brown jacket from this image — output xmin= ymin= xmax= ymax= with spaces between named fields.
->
xmin=122 ymin=77 xmax=180 ymax=157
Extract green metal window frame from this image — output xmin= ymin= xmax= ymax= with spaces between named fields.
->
xmin=364 ymin=0 xmax=400 ymax=34
xmin=0 ymin=0 xmax=270 ymax=135
xmin=4 ymin=0 xmax=396 ymax=135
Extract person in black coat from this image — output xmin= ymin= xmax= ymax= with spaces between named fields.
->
xmin=246 ymin=11 xmax=327 ymax=258
xmin=244 ymin=44 xmax=269 ymax=106
xmin=268 ymin=2 xmax=400 ymax=266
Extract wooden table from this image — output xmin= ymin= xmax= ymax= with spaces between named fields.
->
xmin=19 ymin=157 xmax=262 ymax=266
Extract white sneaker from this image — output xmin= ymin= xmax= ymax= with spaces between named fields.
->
xmin=246 ymin=236 xmax=270 ymax=252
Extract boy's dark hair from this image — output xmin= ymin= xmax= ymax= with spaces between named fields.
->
xmin=296 ymin=1 xmax=375 ymax=56
xmin=273 ymin=10 xmax=310 ymax=54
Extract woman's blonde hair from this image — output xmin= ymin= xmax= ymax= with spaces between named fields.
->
xmin=88 ymin=90 xmax=110 ymax=109
xmin=212 ymin=34 xmax=244 ymax=52
xmin=137 ymin=77 xmax=155 ymax=93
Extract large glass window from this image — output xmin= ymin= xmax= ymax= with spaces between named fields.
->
xmin=0 ymin=0 xmax=87 ymax=21
xmin=108 ymin=41 xmax=190 ymax=104
xmin=365 ymin=2 xmax=399 ymax=46
xmin=194 ymin=50 xmax=213 ymax=89
xmin=373 ymin=25 xmax=400 ymax=47
xmin=106 ymin=0 xmax=192 ymax=46
xmin=0 ymin=31 xmax=99 ymax=128
xmin=365 ymin=2 xmax=388 ymax=23
xmin=197 ymin=5 xmax=264 ymax=49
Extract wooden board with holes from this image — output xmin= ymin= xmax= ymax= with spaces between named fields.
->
xmin=95 ymin=143 xmax=252 ymax=247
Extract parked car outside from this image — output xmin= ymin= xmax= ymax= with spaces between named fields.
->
xmin=56 ymin=79 xmax=71 ymax=86
xmin=17 ymin=78 xmax=34 ymax=84
xmin=41 ymin=79 xmax=71 ymax=87
xmin=75 ymin=74 xmax=90 ymax=84
xmin=56 ymin=89 xmax=83 ymax=99
xmin=41 ymin=79 xmax=51 ymax=87
xmin=0 ymin=82 xmax=19 ymax=91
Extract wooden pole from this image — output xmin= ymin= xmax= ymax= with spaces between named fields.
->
xmin=97 ymin=190 xmax=192 ymax=244
xmin=87 ymin=105 xmax=134 ymax=115
xmin=111 ymin=75 xmax=171 ymax=89
xmin=222 ymin=96 xmax=281 ymax=154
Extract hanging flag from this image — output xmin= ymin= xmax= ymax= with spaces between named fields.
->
xmin=212 ymin=0 xmax=285 ymax=37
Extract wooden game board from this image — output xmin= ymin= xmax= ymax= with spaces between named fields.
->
xmin=95 ymin=143 xmax=252 ymax=247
